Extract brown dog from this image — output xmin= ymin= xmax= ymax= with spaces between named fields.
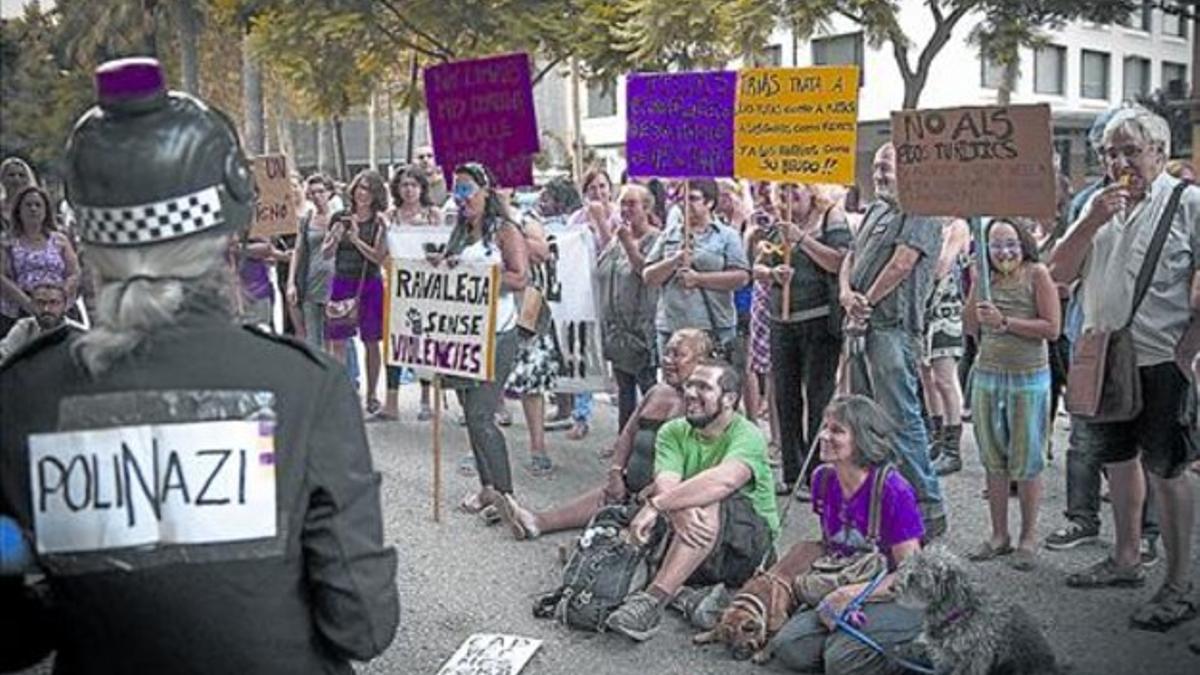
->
xmin=693 ymin=540 xmax=823 ymax=663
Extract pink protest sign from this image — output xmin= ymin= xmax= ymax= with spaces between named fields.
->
xmin=424 ymin=53 xmax=540 ymax=189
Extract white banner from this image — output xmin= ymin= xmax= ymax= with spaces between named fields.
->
xmin=386 ymin=222 xmax=608 ymax=391
xmin=438 ymin=633 xmax=542 ymax=675
xmin=386 ymin=258 xmax=500 ymax=381
xmin=28 ymin=420 xmax=277 ymax=554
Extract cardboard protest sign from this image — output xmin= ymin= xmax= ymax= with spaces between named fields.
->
xmin=438 ymin=633 xmax=542 ymax=675
xmin=28 ymin=420 xmax=277 ymax=554
xmin=424 ymin=53 xmax=539 ymax=188
xmin=249 ymin=154 xmax=296 ymax=238
xmin=387 ymin=258 xmax=500 ymax=381
xmin=891 ymin=104 xmax=1055 ymax=218
xmin=626 ymin=71 xmax=737 ymax=178
xmin=735 ymin=66 xmax=859 ymax=183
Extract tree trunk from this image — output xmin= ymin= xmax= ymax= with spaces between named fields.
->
xmin=241 ymin=31 xmax=265 ymax=155
xmin=405 ymin=52 xmax=419 ymax=163
xmin=368 ymin=91 xmax=378 ymax=171
xmin=333 ymin=116 xmax=349 ymax=181
xmin=318 ymin=118 xmax=335 ymax=177
xmin=173 ymin=0 xmax=201 ymax=94
xmin=273 ymin=90 xmax=294 ymax=162
xmin=997 ymin=58 xmax=1019 ymax=105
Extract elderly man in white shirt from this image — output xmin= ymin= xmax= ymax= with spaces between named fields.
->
xmin=0 ymin=283 xmax=83 ymax=363
xmin=1049 ymin=106 xmax=1199 ymax=631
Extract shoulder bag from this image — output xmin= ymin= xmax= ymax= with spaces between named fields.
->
xmin=793 ymin=464 xmax=893 ymax=607
xmin=1066 ymin=182 xmax=1187 ymax=422
xmin=324 ymin=218 xmax=380 ymax=331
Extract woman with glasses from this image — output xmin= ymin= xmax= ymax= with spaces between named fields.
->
xmin=643 ymin=178 xmax=750 ymax=366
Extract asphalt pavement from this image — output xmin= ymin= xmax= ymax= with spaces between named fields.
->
xmin=361 ymin=389 xmax=1200 ymax=675
xmin=15 ymin=388 xmax=1200 ymax=674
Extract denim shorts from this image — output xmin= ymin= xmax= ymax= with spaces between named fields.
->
xmin=1075 ymin=362 xmax=1191 ymax=479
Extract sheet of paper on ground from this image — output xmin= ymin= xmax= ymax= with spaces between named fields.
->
xmin=438 ymin=633 xmax=542 ymax=675
xmin=735 ymin=66 xmax=859 ymax=183
xmin=891 ymin=104 xmax=1055 ymax=218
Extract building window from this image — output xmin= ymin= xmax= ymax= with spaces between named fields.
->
xmin=1163 ymin=1 xmax=1188 ymax=38
xmin=1163 ymin=61 xmax=1189 ymax=98
xmin=1081 ymin=50 xmax=1111 ymax=100
xmin=1034 ymin=44 xmax=1066 ymax=95
xmin=812 ymin=32 xmax=864 ymax=85
xmin=980 ymin=51 xmax=1005 ymax=89
xmin=1118 ymin=1 xmax=1152 ymax=31
xmin=586 ymin=79 xmax=617 ymax=118
xmin=1123 ymin=56 xmax=1150 ymax=101
xmin=760 ymin=44 xmax=783 ymax=67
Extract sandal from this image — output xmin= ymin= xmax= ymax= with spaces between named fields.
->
xmin=566 ymin=421 xmax=589 ymax=441
xmin=494 ymin=493 xmax=533 ymax=540
xmin=526 ymin=454 xmax=554 ymax=477
xmin=967 ymin=539 xmax=1014 ymax=562
xmin=1131 ymin=583 xmax=1197 ymax=632
xmin=1066 ymin=557 xmax=1146 ymax=589
xmin=1009 ymin=548 xmax=1037 ymax=572
xmin=365 ymin=398 xmax=382 ymax=416
xmin=478 ymin=504 xmax=501 ymax=526
xmin=457 ymin=455 xmax=478 ymax=477
xmin=458 ymin=491 xmax=488 ymax=514
xmin=496 ymin=408 xmax=513 ymax=427
xmin=417 ymin=404 xmax=432 ymax=422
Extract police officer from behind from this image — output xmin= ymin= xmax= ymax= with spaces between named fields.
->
xmin=0 ymin=58 xmax=398 ymax=673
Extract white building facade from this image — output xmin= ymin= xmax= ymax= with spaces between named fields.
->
xmin=577 ymin=0 xmax=1192 ymax=189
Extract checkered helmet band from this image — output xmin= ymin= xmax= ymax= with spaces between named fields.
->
xmin=75 ymin=186 xmax=224 ymax=246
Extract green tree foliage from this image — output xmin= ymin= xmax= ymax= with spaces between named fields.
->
xmin=0 ymin=2 xmax=95 ymax=177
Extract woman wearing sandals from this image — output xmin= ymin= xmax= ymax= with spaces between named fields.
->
xmin=439 ymin=162 xmax=530 ymax=529
xmin=377 ymin=165 xmax=442 ymax=422
xmin=963 ymin=218 xmax=1060 ymax=571
xmin=326 ymin=170 xmax=389 ymax=417
xmin=492 ymin=179 xmax=568 ymax=477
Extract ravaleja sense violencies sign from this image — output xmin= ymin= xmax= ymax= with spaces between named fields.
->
xmin=386 ymin=258 xmax=501 ymax=381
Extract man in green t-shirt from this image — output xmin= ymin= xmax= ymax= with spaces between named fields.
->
xmin=606 ymin=359 xmax=778 ymax=642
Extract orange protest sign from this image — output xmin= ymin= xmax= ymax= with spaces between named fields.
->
xmin=734 ymin=66 xmax=859 ymax=184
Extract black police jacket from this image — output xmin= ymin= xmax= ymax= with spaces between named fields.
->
xmin=0 ymin=317 xmax=399 ymax=674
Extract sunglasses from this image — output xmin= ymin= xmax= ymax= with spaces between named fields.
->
xmin=453 ymin=182 xmax=479 ymax=202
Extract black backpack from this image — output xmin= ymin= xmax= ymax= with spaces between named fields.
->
xmin=532 ymin=503 xmax=667 ymax=631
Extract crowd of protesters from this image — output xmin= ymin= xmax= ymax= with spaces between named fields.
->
xmin=3 ymin=100 xmax=1199 ymax=673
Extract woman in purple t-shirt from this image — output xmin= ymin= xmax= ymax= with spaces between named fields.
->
xmin=772 ymin=395 xmax=925 ymax=674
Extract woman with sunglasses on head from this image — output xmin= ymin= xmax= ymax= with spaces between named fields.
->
xmin=439 ymin=162 xmax=531 ymax=533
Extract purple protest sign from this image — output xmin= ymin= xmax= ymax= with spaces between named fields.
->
xmin=626 ymin=71 xmax=736 ymax=178
xmin=424 ymin=53 xmax=540 ymax=188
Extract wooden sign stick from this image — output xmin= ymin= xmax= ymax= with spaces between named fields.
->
xmin=971 ymin=216 xmax=991 ymax=303
xmin=432 ymin=374 xmax=443 ymax=523
xmin=781 ymin=185 xmax=793 ymax=321
xmin=683 ymin=179 xmax=692 ymax=253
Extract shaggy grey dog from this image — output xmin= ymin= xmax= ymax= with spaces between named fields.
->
xmin=893 ymin=546 xmax=1062 ymax=675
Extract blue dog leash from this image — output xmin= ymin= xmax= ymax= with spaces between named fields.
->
xmin=825 ymin=569 xmax=939 ymax=675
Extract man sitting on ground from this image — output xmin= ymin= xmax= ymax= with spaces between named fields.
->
xmin=507 ymin=329 xmax=711 ymax=539
xmin=605 ymin=358 xmax=779 ymax=641
xmin=0 ymin=282 xmax=84 ymax=363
